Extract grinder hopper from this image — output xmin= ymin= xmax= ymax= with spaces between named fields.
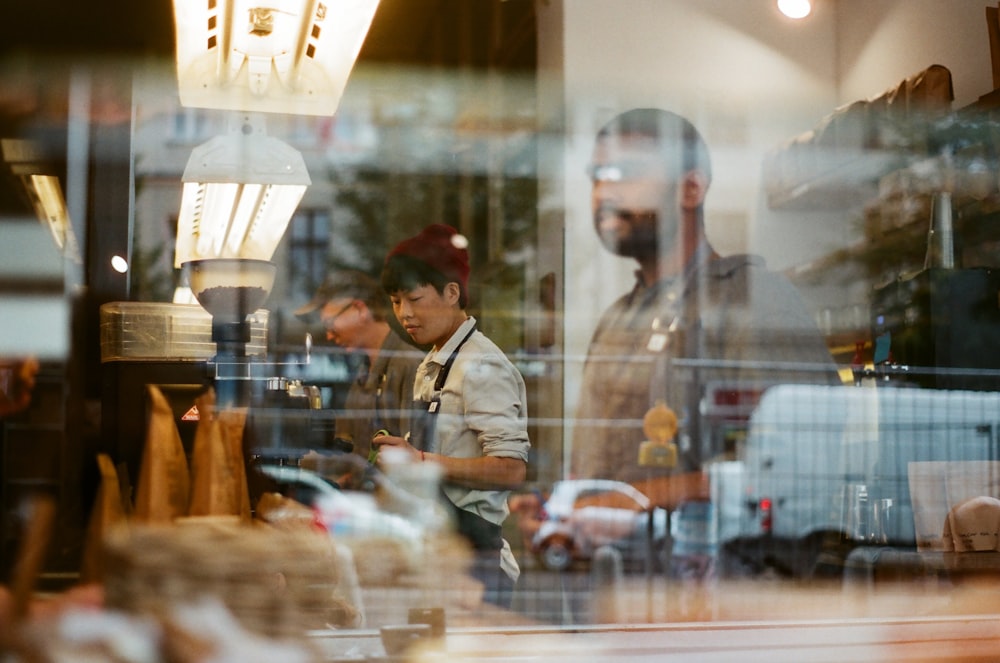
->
xmin=183 ymin=258 xmax=276 ymax=406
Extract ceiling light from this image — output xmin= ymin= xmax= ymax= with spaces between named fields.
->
xmin=29 ymin=175 xmax=74 ymax=251
xmin=778 ymin=0 xmax=812 ymax=19
xmin=111 ymin=255 xmax=129 ymax=273
xmin=0 ymin=139 xmax=80 ymax=262
xmin=173 ymin=113 xmax=311 ymax=267
xmin=173 ymin=0 xmax=381 ymax=116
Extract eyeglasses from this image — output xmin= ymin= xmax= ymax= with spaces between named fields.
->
xmin=321 ymin=300 xmax=355 ymax=328
xmin=586 ymin=159 xmax=666 ymax=182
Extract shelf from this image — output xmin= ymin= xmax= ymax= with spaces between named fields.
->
xmin=766 ymin=148 xmax=909 ymax=212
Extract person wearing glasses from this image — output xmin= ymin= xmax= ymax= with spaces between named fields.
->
xmin=295 ymin=270 xmax=424 ymax=463
xmin=571 ymin=108 xmax=840 ymax=512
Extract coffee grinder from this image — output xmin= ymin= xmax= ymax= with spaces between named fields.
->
xmin=183 ymin=257 xmax=338 ymax=497
xmin=183 ymin=257 xmax=277 ymax=409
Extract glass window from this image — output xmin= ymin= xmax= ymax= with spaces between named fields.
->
xmin=3 ymin=1 xmax=1000 ymax=658
xmin=287 ymin=207 xmax=331 ymax=298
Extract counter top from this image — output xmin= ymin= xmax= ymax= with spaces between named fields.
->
xmin=310 ymin=614 xmax=1000 ymax=662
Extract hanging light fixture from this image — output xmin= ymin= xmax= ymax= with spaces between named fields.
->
xmin=0 ymin=138 xmax=80 ymax=262
xmin=170 ymin=0 xmax=382 ymax=268
xmin=173 ymin=113 xmax=311 ymax=267
xmin=173 ymin=0 xmax=381 ymax=116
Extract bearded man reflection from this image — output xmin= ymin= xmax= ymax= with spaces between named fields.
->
xmin=571 ymin=108 xmax=841 ymax=505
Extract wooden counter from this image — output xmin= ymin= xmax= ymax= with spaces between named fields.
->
xmin=310 ymin=614 xmax=1000 ymax=662
xmin=310 ymin=575 xmax=1000 ymax=661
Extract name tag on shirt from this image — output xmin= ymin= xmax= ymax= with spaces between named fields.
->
xmin=647 ymin=332 xmax=668 ymax=352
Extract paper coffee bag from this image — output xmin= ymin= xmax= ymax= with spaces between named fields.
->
xmin=189 ymin=388 xmax=246 ymax=518
xmin=133 ymin=385 xmax=191 ymax=523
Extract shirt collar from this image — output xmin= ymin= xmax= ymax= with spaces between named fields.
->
xmin=430 ymin=316 xmax=477 ymax=365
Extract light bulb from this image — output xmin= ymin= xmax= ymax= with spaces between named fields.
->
xmin=111 ymin=255 xmax=129 ymax=273
xmin=778 ymin=0 xmax=811 ymax=19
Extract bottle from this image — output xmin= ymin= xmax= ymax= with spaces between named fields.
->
xmin=369 ymin=429 xmax=390 ymax=464
xmin=924 ymin=191 xmax=954 ymax=270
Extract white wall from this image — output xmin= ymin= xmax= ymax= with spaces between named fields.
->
xmin=836 ymin=0 xmax=993 ymax=109
xmin=539 ymin=0 xmax=841 ymax=437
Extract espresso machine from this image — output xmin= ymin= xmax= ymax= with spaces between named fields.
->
xmin=182 ymin=257 xmax=343 ymax=459
xmin=100 ymin=258 xmax=337 ymax=496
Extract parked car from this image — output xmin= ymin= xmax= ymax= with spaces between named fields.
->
xmin=530 ymin=479 xmax=669 ymax=572
xmin=254 ymin=461 xmax=341 ymax=505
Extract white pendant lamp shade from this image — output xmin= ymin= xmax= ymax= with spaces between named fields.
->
xmin=173 ymin=117 xmax=311 ymax=267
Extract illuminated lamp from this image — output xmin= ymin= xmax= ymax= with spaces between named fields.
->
xmin=0 ymin=139 xmax=80 ymax=261
xmin=173 ymin=113 xmax=311 ymax=268
xmin=777 ymin=0 xmax=812 ymax=19
xmin=172 ymin=0 xmax=380 ymax=116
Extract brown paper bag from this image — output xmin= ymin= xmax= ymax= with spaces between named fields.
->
xmin=79 ymin=453 xmax=128 ymax=582
xmin=909 ymin=460 xmax=1000 ymax=551
xmin=133 ymin=385 xmax=191 ymax=523
xmin=219 ymin=406 xmax=251 ymax=521
xmin=943 ymin=495 xmax=1000 ymax=552
xmin=189 ymin=389 xmax=248 ymax=518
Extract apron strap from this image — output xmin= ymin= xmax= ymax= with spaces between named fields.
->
xmin=434 ymin=323 xmax=477 ymax=391
xmin=410 ymin=323 xmax=476 ymax=451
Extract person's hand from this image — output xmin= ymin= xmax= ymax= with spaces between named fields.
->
xmin=371 ymin=432 xmax=420 ymax=467
xmin=0 ymin=357 xmax=38 ymax=418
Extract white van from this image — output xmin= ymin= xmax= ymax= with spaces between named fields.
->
xmin=720 ymin=384 xmax=1000 ymax=578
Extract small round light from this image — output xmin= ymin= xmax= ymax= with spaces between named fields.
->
xmin=778 ymin=0 xmax=811 ymax=19
xmin=111 ymin=255 xmax=129 ymax=273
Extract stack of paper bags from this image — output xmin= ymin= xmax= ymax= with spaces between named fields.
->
xmin=83 ymin=385 xmax=252 ymax=580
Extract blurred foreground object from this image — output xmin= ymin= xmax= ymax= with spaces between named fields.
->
xmin=7 ymin=495 xmax=55 ymax=625
xmin=102 ymin=518 xmax=360 ymax=639
xmin=0 ymin=356 xmax=39 ymax=417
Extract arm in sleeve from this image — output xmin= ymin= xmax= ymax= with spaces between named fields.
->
xmin=429 ymin=353 xmax=529 ymax=490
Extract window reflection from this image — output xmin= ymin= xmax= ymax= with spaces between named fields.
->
xmin=4 ymin=2 xmax=1000 ymax=659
